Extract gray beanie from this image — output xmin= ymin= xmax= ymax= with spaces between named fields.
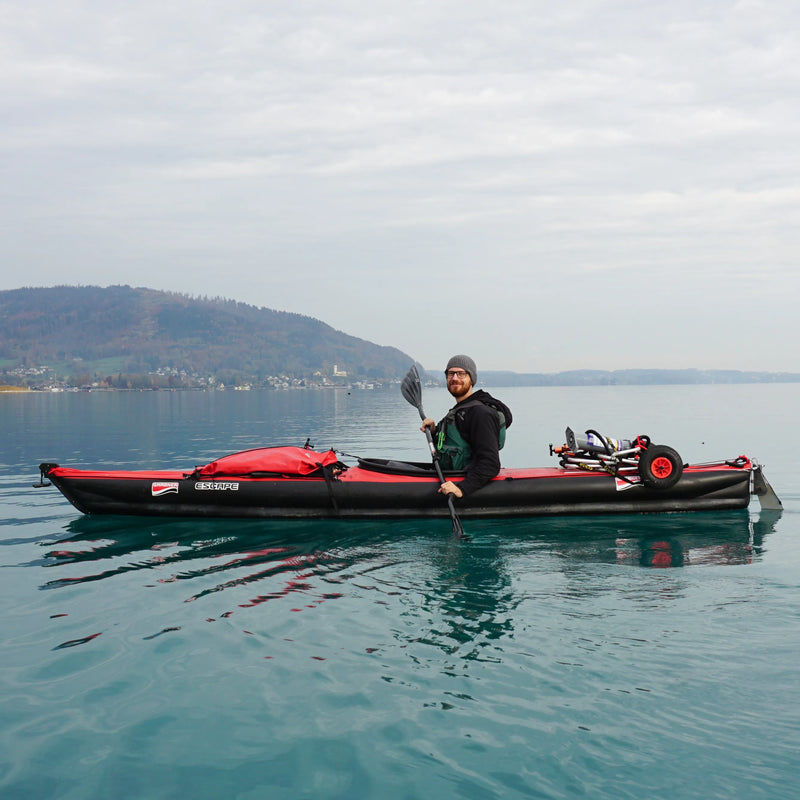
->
xmin=445 ymin=354 xmax=477 ymax=384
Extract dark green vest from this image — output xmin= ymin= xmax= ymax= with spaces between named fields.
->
xmin=436 ymin=399 xmax=506 ymax=471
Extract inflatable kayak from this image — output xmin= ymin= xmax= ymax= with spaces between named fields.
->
xmin=36 ymin=434 xmax=782 ymax=520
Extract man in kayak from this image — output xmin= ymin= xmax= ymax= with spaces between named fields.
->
xmin=421 ymin=355 xmax=512 ymax=499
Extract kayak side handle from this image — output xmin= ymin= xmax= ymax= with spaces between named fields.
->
xmin=33 ymin=462 xmax=59 ymax=488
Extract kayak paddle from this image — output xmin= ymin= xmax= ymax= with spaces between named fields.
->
xmin=401 ymin=365 xmax=465 ymax=538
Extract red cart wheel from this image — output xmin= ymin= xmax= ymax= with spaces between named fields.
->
xmin=638 ymin=445 xmax=683 ymax=489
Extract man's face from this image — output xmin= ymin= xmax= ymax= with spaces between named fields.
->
xmin=446 ymin=368 xmax=472 ymax=399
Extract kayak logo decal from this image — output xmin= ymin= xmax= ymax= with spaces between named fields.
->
xmin=614 ymin=477 xmax=642 ymax=492
xmin=194 ymin=482 xmax=240 ymax=491
xmin=152 ymin=482 xmax=179 ymax=496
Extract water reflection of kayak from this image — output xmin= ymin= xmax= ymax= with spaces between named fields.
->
xmin=41 ymin=510 xmax=780 ymax=598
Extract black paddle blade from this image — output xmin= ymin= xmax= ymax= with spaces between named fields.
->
xmin=401 ymin=365 xmax=424 ymax=417
xmin=449 ymin=502 xmax=465 ymax=538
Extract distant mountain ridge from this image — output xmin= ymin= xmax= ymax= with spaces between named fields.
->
xmin=1 ymin=286 xmax=797 ymax=389
xmin=479 ymin=368 xmax=800 ymax=386
xmin=0 ymin=285 xmax=414 ymax=386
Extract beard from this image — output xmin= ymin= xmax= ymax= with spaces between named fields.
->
xmin=447 ymin=380 xmax=472 ymax=400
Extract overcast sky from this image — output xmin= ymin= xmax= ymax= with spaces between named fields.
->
xmin=2 ymin=0 xmax=798 ymax=373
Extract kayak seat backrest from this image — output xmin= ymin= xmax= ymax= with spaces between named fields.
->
xmin=357 ymin=458 xmax=466 ymax=477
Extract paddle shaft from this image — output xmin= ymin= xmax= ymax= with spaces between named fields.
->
xmin=401 ymin=364 xmax=464 ymax=537
xmin=416 ymin=407 xmax=463 ymax=531
xmin=416 ymin=409 xmax=446 ymax=482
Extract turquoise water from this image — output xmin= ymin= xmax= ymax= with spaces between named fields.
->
xmin=2 ymin=385 xmax=799 ymax=799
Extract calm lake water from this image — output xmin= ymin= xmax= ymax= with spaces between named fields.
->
xmin=2 ymin=384 xmax=799 ymax=799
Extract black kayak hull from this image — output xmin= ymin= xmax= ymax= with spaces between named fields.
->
xmin=40 ymin=457 xmax=758 ymax=520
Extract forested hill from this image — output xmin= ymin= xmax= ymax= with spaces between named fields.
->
xmin=0 ymin=285 xmax=414 ymax=386
xmin=2 ymin=286 xmax=797 ymax=390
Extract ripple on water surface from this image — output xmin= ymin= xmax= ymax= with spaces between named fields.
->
xmin=3 ymin=514 xmax=797 ymax=799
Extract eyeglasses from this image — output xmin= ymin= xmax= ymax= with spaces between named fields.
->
xmin=445 ymin=370 xmax=469 ymax=379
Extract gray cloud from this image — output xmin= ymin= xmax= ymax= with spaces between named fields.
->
xmin=2 ymin=0 xmax=799 ymax=371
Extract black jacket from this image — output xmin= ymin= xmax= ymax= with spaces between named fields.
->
xmin=439 ymin=390 xmax=513 ymax=496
